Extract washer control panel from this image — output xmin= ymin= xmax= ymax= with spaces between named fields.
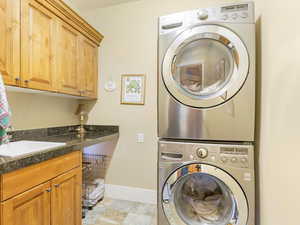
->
xmin=220 ymin=3 xmax=250 ymax=21
xmin=219 ymin=147 xmax=249 ymax=168
xmin=159 ymin=141 xmax=253 ymax=169
xmin=192 ymin=145 xmax=250 ymax=168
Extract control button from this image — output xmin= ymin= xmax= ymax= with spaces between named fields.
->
xmin=210 ymin=156 xmax=216 ymax=161
xmin=240 ymin=12 xmax=249 ymax=18
xmin=231 ymin=13 xmax=238 ymax=20
xmin=196 ymin=148 xmax=208 ymax=159
xmin=198 ymin=10 xmax=209 ymax=20
xmin=221 ymin=156 xmax=228 ymax=163
xmin=221 ymin=14 xmax=229 ymax=20
xmin=240 ymin=157 xmax=248 ymax=163
xmin=231 ymin=157 xmax=237 ymax=163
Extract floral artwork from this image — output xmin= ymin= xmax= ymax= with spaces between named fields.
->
xmin=121 ymin=74 xmax=145 ymax=105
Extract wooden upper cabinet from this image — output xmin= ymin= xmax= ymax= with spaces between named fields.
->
xmin=51 ymin=167 xmax=82 ymax=225
xmin=0 ymin=0 xmax=21 ymax=86
xmin=1 ymin=182 xmax=51 ymax=225
xmin=21 ymin=0 xmax=57 ymax=91
xmin=80 ymin=37 xmax=99 ymax=99
xmin=57 ymin=21 xmax=80 ymax=96
xmin=1 ymin=0 xmax=103 ymax=98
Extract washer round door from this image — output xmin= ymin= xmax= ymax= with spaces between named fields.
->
xmin=162 ymin=164 xmax=248 ymax=225
xmin=162 ymin=25 xmax=249 ymax=108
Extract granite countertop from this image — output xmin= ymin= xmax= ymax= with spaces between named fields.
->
xmin=0 ymin=125 xmax=119 ymax=174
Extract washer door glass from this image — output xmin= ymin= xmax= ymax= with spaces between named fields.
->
xmin=174 ymin=173 xmax=235 ymax=225
xmin=163 ymin=25 xmax=249 ymax=108
xmin=162 ymin=164 xmax=248 ymax=225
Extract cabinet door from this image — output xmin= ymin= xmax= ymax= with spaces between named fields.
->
xmin=51 ymin=167 xmax=82 ymax=225
xmin=80 ymin=37 xmax=98 ymax=98
xmin=57 ymin=21 xmax=81 ymax=96
xmin=1 ymin=182 xmax=51 ymax=225
xmin=21 ymin=0 xmax=57 ymax=91
xmin=0 ymin=0 xmax=20 ymax=86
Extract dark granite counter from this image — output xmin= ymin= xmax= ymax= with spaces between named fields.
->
xmin=0 ymin=125 xmax=119 ymax=174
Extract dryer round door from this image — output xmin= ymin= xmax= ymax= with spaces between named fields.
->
xmin=162 ymin=164 xmax=248 ymax=225
xmin=162 ymin=25 xmax=249 ymax=108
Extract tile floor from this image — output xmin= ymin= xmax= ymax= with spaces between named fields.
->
xmin=83 ymin=198 xmax=157 ymax=225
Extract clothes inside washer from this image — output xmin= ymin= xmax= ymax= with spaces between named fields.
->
xmin=176 ymin=174 xmax=233 ymax=224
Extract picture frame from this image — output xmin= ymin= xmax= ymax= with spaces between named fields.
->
xmin=121 ymin=74 xmax=145 ymax=105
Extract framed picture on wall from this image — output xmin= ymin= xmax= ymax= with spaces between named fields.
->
xmin=121 ymin=74 xmax=145 ymax=105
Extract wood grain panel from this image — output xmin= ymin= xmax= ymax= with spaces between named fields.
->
xmin=0 ymin=0 xmax=20 ymax=86
xmin=79 ymin=37 xmax=98 ymax=99
xmin=21 ymin=0 xmax=57 ymax=91
xmin=57 ymin=21 xmax=80 ymax=95
xmin=51 ymin=167 xmax=82 ymax=225
xmin=1 ymin=151 xmax=81 ymax=201
xmin=38 ymin=0 xmax=103 ymax=45
xmin=1 ymin=182 xmax=51 ymax=225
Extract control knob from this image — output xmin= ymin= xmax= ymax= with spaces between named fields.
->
xmin=221 ymin=156 xmax=228 ymax=163
xmin=231 ymin=157 xmax=237 ymax=163
xmin=240 ymin=157 xmax=248 ymax=163
xmin=240 ymin=12 xmax=249 ymax=18
xmin=221 ymin=14 xmax=229 ymax=20
xmin=196 ymin=148 xmax=208 ymax=159
xmin=197 ymin=10 xmax=209 ymax=20
xmin=231 ymin=13 xmax=238 ymax=20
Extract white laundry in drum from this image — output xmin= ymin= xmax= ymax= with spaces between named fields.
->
xmin=178 ymin=174 xmax=233 ymax=224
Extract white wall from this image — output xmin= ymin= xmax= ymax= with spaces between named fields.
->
xmin=76 ymin=0 xmax=300 ymax=224
xmin=7 ymin=92 xmax=79 ymax=130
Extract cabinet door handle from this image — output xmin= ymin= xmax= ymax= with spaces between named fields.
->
xmin=24 ymin=80 xmax=30 ymax=84
xmin=54 ymin=184 xmax=60 ymax=188
xmin=46 ymin=188 xmax=52 ymax=192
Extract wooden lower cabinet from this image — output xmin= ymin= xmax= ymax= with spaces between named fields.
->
xmin=0 ymin=152 xmax=82 ymax=225
xmin=1 ymin=182 xmax=51 ymax=225
xmin=51 ymin=167 xmax=82 ymax=225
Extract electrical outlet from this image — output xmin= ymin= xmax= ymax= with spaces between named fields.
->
xmin=137 ymin=133 xmax=144 ymax=143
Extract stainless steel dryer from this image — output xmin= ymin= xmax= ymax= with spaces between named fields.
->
xmin=158 ymin=2 xmax=256 ymax=142
xmin=158 ymin=140 xmax=255 ymax=225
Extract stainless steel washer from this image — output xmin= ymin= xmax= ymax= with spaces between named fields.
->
xmin=158 ymin=2 xmax=256 ymax=141
xmin=158 ymin=140 xmax=255 ymax=225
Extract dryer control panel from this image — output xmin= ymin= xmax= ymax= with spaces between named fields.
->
xmin=159 ymin=2 xmax=255 ymax=35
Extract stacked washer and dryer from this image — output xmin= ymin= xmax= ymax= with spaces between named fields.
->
xmin=157 ymin=2 xmax=255 ymax=225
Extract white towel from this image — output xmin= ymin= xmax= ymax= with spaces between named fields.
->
xmin=0 ymin=74 xmax=11 ymax=144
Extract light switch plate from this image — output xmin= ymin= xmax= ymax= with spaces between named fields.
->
xmin=137 ymin=133 xmax=144 ymax=143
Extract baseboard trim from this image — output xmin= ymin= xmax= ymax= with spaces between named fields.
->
xmin=105 ymin=184 xmax=157 ymax=204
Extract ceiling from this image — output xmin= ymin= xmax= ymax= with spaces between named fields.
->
xmin=70 ymin=0 xmax=140 ymax=10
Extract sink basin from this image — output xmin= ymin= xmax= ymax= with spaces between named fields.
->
xmin=0 ymin=141 xmax=66 ymax=157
